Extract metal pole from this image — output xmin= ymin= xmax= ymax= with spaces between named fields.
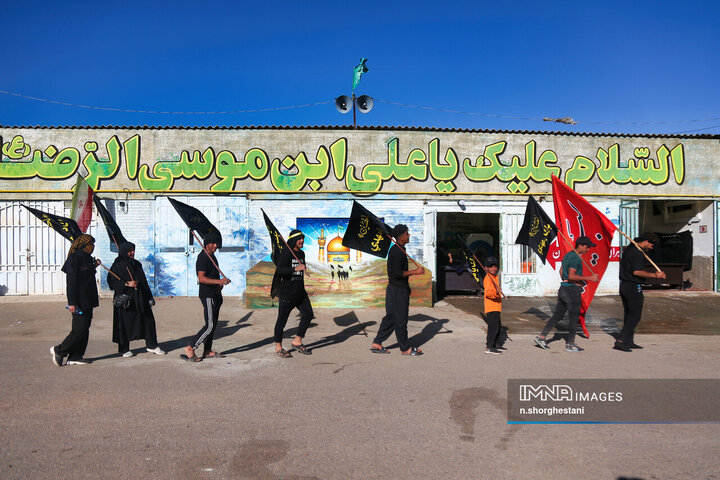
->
xmin=352 ymin=93 xmax=357 ymax=129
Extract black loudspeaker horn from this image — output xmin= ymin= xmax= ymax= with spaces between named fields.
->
xmin=356 ymin=95 xmax=373 ymax=113
xmin=335 ymin=95 xmax=352 ymax=113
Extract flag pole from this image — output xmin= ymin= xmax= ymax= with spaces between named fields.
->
xmin=455 ymin=233 xmax=506 ymax=299
xmin=279 ymin=234 xmax=313 ymax=278
xmin=109 ymin=233 xmax=136 ymax=284
xmin=614 ymin=228 xmax=663 ymax=273
xmin=97 ymin=261 xmax=123 ymax=281
xmin=556 ymin=230 xmax=596 ymax=275
xmin=191 ymin=230 xmax=230 ymax=281
xmin=468 ymin=249 xmax=507 ymax=300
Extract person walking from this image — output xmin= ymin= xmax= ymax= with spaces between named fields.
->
xmin=108 ymin=241 xmax=165 ymax=357
xmin=272 ymin=229 xmax=314 ymax=358
xmin=370 ymin=224 xmax=425 ymax=356
xmin=615 ymin=233 xmax=665 ymax=352
xmin=50 ymin=234 xmax=100 ymax=366
xmin=483 ymin=257 xmax=504 ymax=355
xmin=534 ymin=236 xmax=599 ymax=352
xmin=183 ymin=232 xmax=230 ymax=362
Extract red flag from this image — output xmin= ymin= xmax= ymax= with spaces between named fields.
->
xmin=71 ymin=174 xmax=93 ymax=233
xmin=551 ymin=175 xmax=617 ymax=337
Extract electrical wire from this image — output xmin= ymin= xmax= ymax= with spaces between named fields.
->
xmin=0 ymin=89 xmax=331 ymax=114
xmin=0 ymin=88 xmax=718 ymax=128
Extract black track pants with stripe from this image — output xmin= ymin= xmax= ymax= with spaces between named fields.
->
xmin=192 ymin=295 xmax=223 ymax=352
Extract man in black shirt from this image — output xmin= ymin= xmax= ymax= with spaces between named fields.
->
xmin=184 ymin=232 xmax=230 ymax=362
xmin=51 ymin=234 xmax=101 ymax=366
xmin=370 ymin=224 xmax=425 ymax=356
xmin=272 ymin=229 xmax=314 ymax=357
xmin=615 ymin=233 xmax=665 ymax=352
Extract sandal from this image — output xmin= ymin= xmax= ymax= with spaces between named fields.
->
xmin=182 ymin=354 xmax=202 ymax=363
xmin=291 ymin=344 xmax=312 ymax=355
xmin=370 ymin=346 xmax=390 ymax=354
xmin=401 ymin=347 xmax=424 ymax=356
xmin=275 ymin=348 xmax=292 ymax=358
xmin=202 ymin=351 xmax=226 ymax=359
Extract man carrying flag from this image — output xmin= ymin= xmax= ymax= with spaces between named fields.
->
xmin=534 ymin=236 xmax=600 ymax=352
xmin=167 ymin=198 xmax=230 ymax=362
xmin=547 ymin=175 xmax=617 ymax=338
xmin=370 ymin=224 xmax=425 ymax=356
xmin=272 ymin=229 xmax=314 ymax=358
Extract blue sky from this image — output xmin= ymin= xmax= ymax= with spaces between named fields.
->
xmin=1 ymin=0 xmax=718 ymax=135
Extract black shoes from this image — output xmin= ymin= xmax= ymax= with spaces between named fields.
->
xmin=613 ymin=341 xmax=632 ymax=352
xmin=629 ymin=343 xmax=644 ymax=349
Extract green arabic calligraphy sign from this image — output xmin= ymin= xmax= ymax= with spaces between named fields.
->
xmin=0 ymin=132 xmax=689 ymax=193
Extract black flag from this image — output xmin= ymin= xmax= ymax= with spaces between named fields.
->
xmin=22 ymin=205 xmax=82 ymax=242
xmin=93 ymin=194 xmax=127 ymax=246
xmin=342 ymin=201 xmax=392 ymax=258
xmin=261 ymin=208 xmax=285 ymax=265
xmin=456 ymin=233 xmax=483 ymax=285
xmin=515 ymin=195 xmax=558 ymax=264
xmin=168 ymin=198 xmax=222 ymax=247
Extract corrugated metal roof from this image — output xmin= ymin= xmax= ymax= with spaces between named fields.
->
xmin=0 ymin=124 xmax=718 ymax=139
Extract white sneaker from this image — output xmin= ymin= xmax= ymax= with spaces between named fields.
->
xmin=122 ymin=351 xmax=135 ymax=358
xmin=67 ymin=359 xmax=90 ymax=365
xmin=146 ymin=347 xmax=166 ymax=355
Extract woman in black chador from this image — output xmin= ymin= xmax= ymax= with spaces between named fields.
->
xmin=108 ymin=242 xmax=165 ymax=357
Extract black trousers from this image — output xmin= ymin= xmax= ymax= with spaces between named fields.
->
xmin=484 ymin=311 xmax=502 ymax=348
xmin=374 ymin=284 xmax=411 ymax=351
xmin=274 ymin=295 xmax=314 ymax=343
xmin=541 ymin=285 xmax=582 ymax=345
xmin=191 ymin=295 xmax=223 ymax=351
xmin=118 ymin=314 xmax=159 ymax=353
xmin=57 ymin=310 xmax=93 ymax=361
xmin=619 ymin=281 xmax=644 ymax=345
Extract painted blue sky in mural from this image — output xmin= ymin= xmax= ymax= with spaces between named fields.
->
xmin=1 ymin=1 xmax=718 ymax=135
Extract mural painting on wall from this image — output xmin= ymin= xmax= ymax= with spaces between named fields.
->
xmin=245 ymin=217 xmax=432 ymax=308
xmin=0 ymin=133 xmax=688 ymax=194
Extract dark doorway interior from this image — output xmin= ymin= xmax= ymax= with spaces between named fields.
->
xmin=436 ymin=212 xmax=500 ymax=299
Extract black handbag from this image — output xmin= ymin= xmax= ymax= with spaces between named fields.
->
xmin=113 ymin=293 xmax=134 ymax=310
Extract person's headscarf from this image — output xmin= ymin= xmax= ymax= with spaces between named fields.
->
xmin=118 ymin=241 xmax=135 ymax=260
xmin=68 ymin=234 xmax=95 ymax=256
xmin=287 ymin=229 xmax=304 ymax=249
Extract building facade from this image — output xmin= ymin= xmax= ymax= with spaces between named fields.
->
xmin=1 ymin=126 xmax=718 ymax=304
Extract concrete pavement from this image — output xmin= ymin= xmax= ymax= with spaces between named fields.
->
xmin=1 ymin=292 xmax=719 ymax=479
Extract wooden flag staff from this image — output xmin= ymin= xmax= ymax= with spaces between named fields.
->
xmin=191 ymin=230 xmax=230 ymax=281
xmin=615 ymin=228 xmax=662 ymax=273
xmin=454 ymin=233 xmax=506 ymax=299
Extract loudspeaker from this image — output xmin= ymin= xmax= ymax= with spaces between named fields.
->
xmin=356 ymin=95 xmax=373 ymax=113
xmin=335 ymin=95 xmax=352 ymax=113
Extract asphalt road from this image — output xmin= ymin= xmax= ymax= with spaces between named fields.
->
xmin=1 ymin=292 xmax=719 ymax=479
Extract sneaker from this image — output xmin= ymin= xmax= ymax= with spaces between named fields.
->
xmin=496 ymin=346 xmax=508 ymax=351
xmin=485 ymin=348 xmax=502 ymax=355
xmin=122 ymin=351 xmax=135 ymax=358
xmin=67 ymin=358 xmax=90 ymax=365
xmin=50 ymin=346 xmax=64 ymax=367
xmin=534 ymin=336 xmax=549 ymax=350
xmin=613 ymin=341 xmax=632 ymax=352
xmin=565 ymin=344 xmax=584 ymax=352
xmin=146 ymin=347 xmax=166 ymax=355
xmin=629 ymin=343 xmax=644 ymax=349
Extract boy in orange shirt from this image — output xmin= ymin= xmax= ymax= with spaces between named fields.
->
xmin=483 ymin=257 xmax=503 ymax=354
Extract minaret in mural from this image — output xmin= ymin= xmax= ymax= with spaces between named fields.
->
xmin=317 ymin=228 xmax=326 ymax=263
